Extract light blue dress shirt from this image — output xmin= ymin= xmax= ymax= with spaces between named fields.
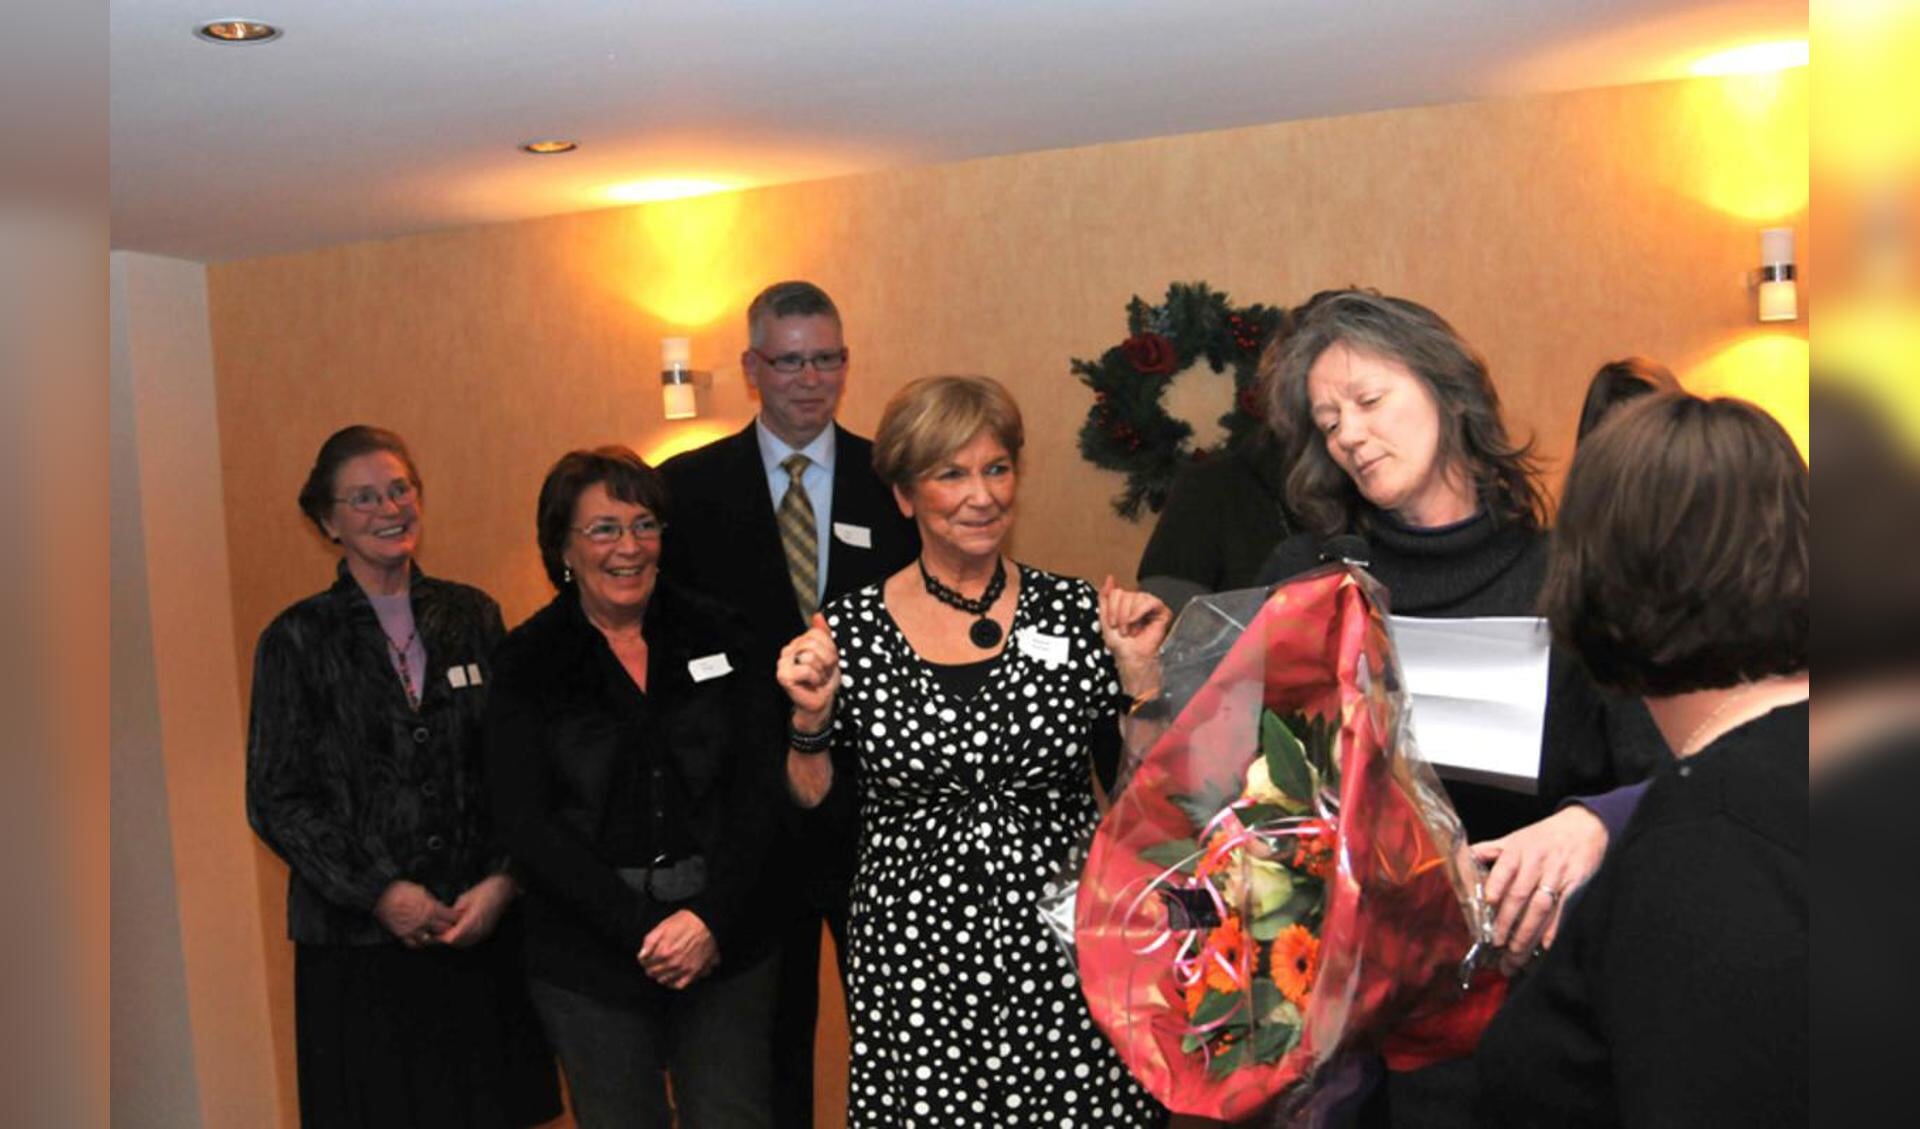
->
xmin=754 ymin=418 xmax=835 ymax=606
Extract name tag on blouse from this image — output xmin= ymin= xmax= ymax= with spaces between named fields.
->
xmin=688 ymin=653 xmax=733 ymax=682
xmin=446 ymin=662 xmax=484 ymax=688
xmin=1016 ymin=628 xmax=1069 ymax=667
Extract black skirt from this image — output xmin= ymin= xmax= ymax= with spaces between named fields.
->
xmin=294 ymin=919 xmax=561 ymax=1129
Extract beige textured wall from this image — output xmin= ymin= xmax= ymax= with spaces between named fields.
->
xmin=117 ymin=252 xmax=289 ymax=1128
xmin=206 ymin=71 xmax=1806 ymax=1122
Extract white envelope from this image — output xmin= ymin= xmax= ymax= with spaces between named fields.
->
xmin=1388 ymin=615 xmax=1551 ymax=794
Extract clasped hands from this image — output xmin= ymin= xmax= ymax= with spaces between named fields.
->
xmin=374 ymin=874 xmax=514 ymax=949
xmin=638 ymin=909 xmax=718 ymax=990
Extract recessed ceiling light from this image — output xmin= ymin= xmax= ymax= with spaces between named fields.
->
xmin=195 ymin=19 xmax=281 ymax=44
xmin=1690 ymin=40 xmax=1809 ymax=76
xmin=520 ymin=139 xmax=579 ymax=155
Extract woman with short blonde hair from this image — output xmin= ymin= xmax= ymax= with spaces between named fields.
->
xmin=776 ymin=375 xmax=1168 ymax=1127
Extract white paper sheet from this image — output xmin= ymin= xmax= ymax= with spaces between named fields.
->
xmin=1388 ymin=615 xmax=1552 ymax=794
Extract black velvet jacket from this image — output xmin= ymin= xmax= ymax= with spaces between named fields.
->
xmin=485 ymin=578 xmax=782 ymax=1004
xmin=246 ymin=562 xmax=507 ymax=946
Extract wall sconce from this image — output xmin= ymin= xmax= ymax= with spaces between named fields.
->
xmin=1755 ymin=227 xmax=1797 ymax=322
xmin=660 ymin=337 xmax=710 ymax=420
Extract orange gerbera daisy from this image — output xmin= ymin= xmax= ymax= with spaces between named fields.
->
xmin=1270 ymin=923 xmax=1321 ymax=1006
xmin=1201 ymin=915 xmax=1249 ymax=994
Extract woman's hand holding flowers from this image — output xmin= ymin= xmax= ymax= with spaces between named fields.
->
xmin=1471 ymin=805 xmax=1608 ymax=974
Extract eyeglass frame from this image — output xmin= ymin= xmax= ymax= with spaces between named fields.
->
xmin=333 ymin=478 xmax=418 ymax=513
xmin=571 ymin=516 xmax=667 ymax=544
xmin=747 ymin=346 xmax=850 ymax=375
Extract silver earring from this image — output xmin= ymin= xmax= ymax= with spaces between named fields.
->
xmin=563 ymin=564 xmax=573 ymax=584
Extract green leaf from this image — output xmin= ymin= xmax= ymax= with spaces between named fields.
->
xmin=1235 ymin=802 xmax=1289 ymax=828
xmin=1262 ymin=710 xmax=1314 ymax=802
xmin=1252 ymin=1018 xmax=1298 ymax=1063
xmin=1189 ymin=988 xmax=1242 ymax=1029
xmin=1168 ymin=773 xmax=1239 ymax=834
xmin=1206 ymin=1040 xmax=1252 ymax=1080
xmin=1249 ymin=907 xmax=1296 ymax=941
xmin=1250 ymin=979 xmax=1284 ymax=1019
xmin=1139 ymin=838 xmax=1203 ymax=875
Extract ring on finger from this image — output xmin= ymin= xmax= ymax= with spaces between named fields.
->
xmin=1537 ymin=883 xmax=1561 ymax=902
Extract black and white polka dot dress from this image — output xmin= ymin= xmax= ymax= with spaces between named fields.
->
xmin=824 ymin=565 xmax=1162 ymax=1128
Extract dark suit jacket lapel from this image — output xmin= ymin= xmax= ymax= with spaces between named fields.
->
xmin=824 ymin=424 xmax=891 ymax=604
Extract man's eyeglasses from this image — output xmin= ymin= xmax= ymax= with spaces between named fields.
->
xmin=574 ymin=516 xmax=666 ymax=544
xmin=334 ymin=479 xmax=417 ymax=513
xmin=750 ymin=347 xmax=849 ymax=375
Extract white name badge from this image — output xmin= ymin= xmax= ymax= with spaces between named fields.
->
xmin=1017 ymin=628 xmax=1070 ymax=667
xmin=832 ymin=522 xmax=873 ymax=549
xmin=447 ymin=665 xmax=468 ymax=688
xmin=688 ymin=653 xmax=733 ymax=682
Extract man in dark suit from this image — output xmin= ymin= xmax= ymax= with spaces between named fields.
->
xmin=659 ymin=280 xmax=917 ymax=1128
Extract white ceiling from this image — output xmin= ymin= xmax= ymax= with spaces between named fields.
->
xmin=110 ymin=0 xmax=1806 ymax=262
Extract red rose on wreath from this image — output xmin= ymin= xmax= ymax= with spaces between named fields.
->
xmin=1122 ymin=332 xmax=1179 ymax=375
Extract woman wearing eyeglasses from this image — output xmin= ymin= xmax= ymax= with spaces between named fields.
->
xmin=485 ymin=446 xmax=783 ymax=1128
xmin=246 ymin=425 xmax=561 ymax=1129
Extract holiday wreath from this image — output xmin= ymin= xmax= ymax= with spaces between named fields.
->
xmin=1072 ymin=281 xmax=1285 ymax=520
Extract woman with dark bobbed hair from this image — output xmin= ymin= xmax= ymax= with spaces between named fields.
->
xmin=1477 ymin=393 xmax=1808 ymax=1125
xmin=1574 ymin=356 xmax=1680 ymax=443
xmin=484 ymin=446 xmax=782 ymax=1129
xmin=246 ymin=424 xmax=560 ymax=1129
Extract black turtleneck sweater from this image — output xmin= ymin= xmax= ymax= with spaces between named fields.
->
xmin=1258 ymin=511 xmax=1666 ymax=840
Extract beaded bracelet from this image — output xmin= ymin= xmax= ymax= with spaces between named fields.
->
xmin=789 ymin=712 xmax=833 ymax=755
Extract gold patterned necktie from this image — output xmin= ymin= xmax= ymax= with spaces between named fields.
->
xmin=778 ymin=453 xmax=819 ymax=620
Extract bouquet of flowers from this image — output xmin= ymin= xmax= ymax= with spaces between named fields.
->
xmin=1074 ymin=564 xmax=1493 ymax=1121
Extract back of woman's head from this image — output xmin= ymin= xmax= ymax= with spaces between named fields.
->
xmin=1261 ymin=288 xmax=1545 ymax=535
xmin=1575 ymin=356 xmax=1679 ymax=444
xmin=1541 ymin=393 xmax=1808 ymax=695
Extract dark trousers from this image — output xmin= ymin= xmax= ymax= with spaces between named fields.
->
xmin=528 ymin=948 xmax=779 ymax=1129
xmin=770 ymin=897 xmax=849 ymax=1129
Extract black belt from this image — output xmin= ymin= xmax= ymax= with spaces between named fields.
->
xmin=617 ymin=856 xmax=707 ymax=902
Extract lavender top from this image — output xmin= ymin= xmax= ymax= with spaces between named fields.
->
xmin=1565 ymin=780 xmax=1651 ymax=843
xmin=367 ymin=590 xmax=429 ymax=705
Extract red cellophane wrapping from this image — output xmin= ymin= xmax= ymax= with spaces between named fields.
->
xmin=1075 ymin=565 xmax=1490 ymax=1121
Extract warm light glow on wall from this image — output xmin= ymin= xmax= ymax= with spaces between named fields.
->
xmin=1689 ymin=40 xmax=1809 ymax=77
xmin=1817 ymin=299 xmax=1920 ymax=458
xmin=1684 ymin=333 xmax=1810 ymax=458
xmin=625 ymin=191 xmax=756 ymax=328
xmin=605 ymin=179 xmax=736 ymax=205
xmin=642 ymin=420 xmax=739 ymax=466
xmin=1667 ymin=69 xmax=1809 ymax=223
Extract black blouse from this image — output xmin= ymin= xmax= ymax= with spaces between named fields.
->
xmin=246 ymin=562 xmax=507 ymax=946
xmin=1475 ymin=702 xmax=1808 ymax=1127
xmin=485 ymin=578 xmax=783 ymax=1004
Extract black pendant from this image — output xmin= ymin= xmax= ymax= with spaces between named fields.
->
xmin=969 ymin=617 xmax=1003 ymax=649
